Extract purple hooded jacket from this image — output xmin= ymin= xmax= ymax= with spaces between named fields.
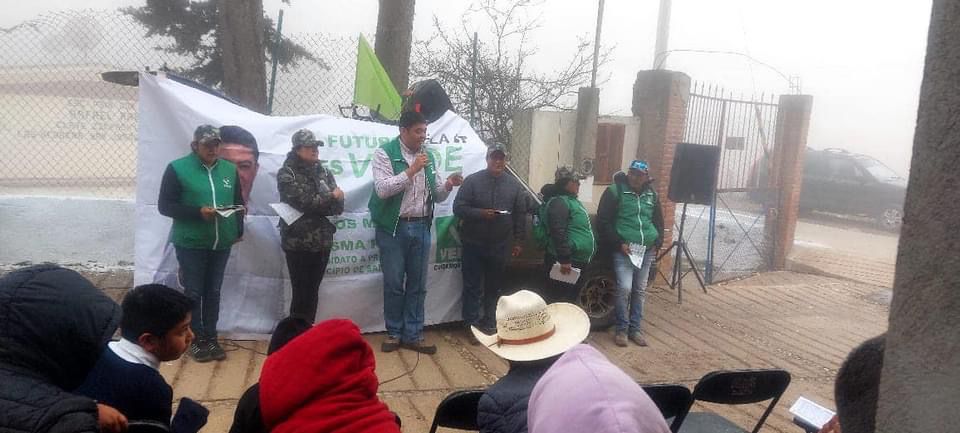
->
xmin=527 ymin=345 xmax=670 ymax=433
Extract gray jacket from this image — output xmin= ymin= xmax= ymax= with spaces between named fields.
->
xmin=453 ymin=170 xmax=530 ymax=246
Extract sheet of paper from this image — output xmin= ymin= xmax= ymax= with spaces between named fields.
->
xmin=270 ymin=202 xmax=304 ymax=225
xmin=215 ymin=205 xmax=244 ymax=218
xmin=789 ymin=397 xmax=835 ymax=429
xmin=579 ymin=175 xmax=594 ymax=203
xmin=628 ymin=243 xmax=647 ymax=268
xmin=549 ymin=262 xmax=582 ymax=285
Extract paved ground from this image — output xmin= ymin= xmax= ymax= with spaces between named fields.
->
xmin=790 ymin=213 xmax=898 ymax=289
xmin=144 ymin=271 xmax=888 ymax=433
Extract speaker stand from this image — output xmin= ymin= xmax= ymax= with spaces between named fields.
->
xmin=656 ymin=202 xmax=708 ymax=303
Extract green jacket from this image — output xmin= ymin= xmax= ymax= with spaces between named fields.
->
xmin=596 ymin=177 xmax=664 ymax=252
xmin=158 ymin=153 xmax=242 ymax=250
xmin=543 ymin=194 xmax=596 ymax=264
xmin=367 ymin=137 xmax=439 ymax=234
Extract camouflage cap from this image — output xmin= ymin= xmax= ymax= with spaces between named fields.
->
xmin=193 ymin=124 xmax=221 ymax=146
xmin=292 ymin=129 xmax=323 ymax=148
xmin=554 ymin=166 xmax=585 ymax=183
xmin=486 ymin=142 xmax=508 ymax=158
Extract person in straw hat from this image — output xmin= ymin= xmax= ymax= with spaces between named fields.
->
xmin=473 ymin=290 xmax=591 ymax=433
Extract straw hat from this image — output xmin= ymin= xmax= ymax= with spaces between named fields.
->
xmin=471 ymin=290 xmax=590 ymax=362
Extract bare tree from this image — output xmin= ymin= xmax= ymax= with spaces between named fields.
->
xmin=218 ymin=0 xmax=268 ymax=112
xmin=375 ymin=0 xmax=416 ymax=92
xmin=412 ymin=0 xmax=610 ymax=148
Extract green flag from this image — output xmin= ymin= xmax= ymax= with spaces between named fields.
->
xmin=354 ymin=34 xmax=402 ymax=120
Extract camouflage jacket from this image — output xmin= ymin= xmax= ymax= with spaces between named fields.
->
xmin=277 ymin=152 xmax=344 ymax=252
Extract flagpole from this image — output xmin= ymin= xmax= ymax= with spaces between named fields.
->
xmin=267 ymin=9 xmax=284 ymax=114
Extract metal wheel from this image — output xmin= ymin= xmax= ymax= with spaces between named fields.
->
xmin=877 ymin=207 xmax=903 ymax=231
xmin=577 ymin=268 xmax=618 ymax=329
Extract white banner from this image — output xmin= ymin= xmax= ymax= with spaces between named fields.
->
xmin=134 ymin=73 xmax=486 ymax=338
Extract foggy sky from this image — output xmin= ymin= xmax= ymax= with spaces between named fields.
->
xmin=3 ymin=0 xmax=931 ymax=175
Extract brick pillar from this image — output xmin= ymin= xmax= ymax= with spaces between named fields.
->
xmin=632 ymin=70 xmax=691 ymax=281
xmin=765 ymin=95 xmax=813 ymax=269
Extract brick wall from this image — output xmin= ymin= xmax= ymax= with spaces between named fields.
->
xmin=766 ymin=95 xmax=813 ymax=269
xmin=632 ymin=70 xmax=692 ymax=281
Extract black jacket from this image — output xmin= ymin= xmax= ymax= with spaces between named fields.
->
xmin=596 ymin=172 xmax=664 ymax=254
xmin=228 ymin=384 xmax=265 ymax=433
xmin=477 ymin=358 xmax=557 ymax=433
xmin=539 ymin=183 xmax=582 ymax=265
xmin=277 ymin=152 xmax=344 ymax=252
xmin=0 ymin=265 xmax=121 ymax=433
xmin=453 ymin=170 xmax=528 ymax=246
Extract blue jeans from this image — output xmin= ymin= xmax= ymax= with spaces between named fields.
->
xmin=175 ymin=246 xmax=232 ymax=340
xmin=612 ymin=248 xmax=656 ymax=334
xmin=376 ymin=221 xmax=430 ymax=343
xmin=461 ymin=241 xmax=510 ymax=329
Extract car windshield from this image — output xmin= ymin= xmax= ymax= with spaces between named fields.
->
xmin=858 ymin=158 xmax=902 ymax=180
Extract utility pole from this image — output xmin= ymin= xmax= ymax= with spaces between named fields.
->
xmin=590 ymin=0 xmax=605 ymax=88
xmin=653 ymin=0 xmax=672 ymax=69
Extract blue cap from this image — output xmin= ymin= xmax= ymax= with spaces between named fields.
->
xmin=629 ymin=160 xmax=649 ymax=172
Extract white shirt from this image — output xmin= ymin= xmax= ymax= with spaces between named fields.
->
xmin=372 ymin=137 xmax=451 ymax=217
xmin=109 ymin=338 xmax=160 ymax=371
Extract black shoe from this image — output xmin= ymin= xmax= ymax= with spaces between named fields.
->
xmin=381 ymin=336 xmax=400 ymax=353
xmin=401 ymin=340 xmax=438 ymax=355
xmin=189 ymin=340 xmax=212 ymax=363
xmin=207 ymin=339 xmax=227 ymax=361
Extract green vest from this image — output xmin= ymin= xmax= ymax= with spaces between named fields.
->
xmin=367 ymin=137 xmax=439 ymax=234
xmin=544 ymin=195 xmax=596 ymax=263
xmin=169 ymin=153 xmax=241 ymax=250
xmin=609 ymin=183 xmax=660 ymax=248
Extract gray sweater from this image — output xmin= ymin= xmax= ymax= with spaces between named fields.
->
xmin=453 ymin=170 xmax=529 ymax=246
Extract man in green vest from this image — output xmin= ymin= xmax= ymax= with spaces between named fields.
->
xmin=596 ymin=160 xmax=664 ymax=347
xmin=158 ymin=125 xmax=244 ymax=362
xmin=369 ymin=111 xmax=463 ymax=355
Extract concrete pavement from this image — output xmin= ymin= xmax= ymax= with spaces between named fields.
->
xmin=147 ymin=271 xmax=887 ymax=433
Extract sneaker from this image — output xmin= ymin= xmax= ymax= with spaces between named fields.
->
xmin=381 ymin=336 xmax=400 ymax=353
xmin=401 ymin=340 xmax=438 ymax=355
xmin=614 ymin=332 xmax=628 ymax=347
xmin=189 ymin=340 xmax=212 ymax=363
xmin=207 ymin=339 xmax=227 ymax=361
xmin=628 ymin=332 xmax=648 ymax=347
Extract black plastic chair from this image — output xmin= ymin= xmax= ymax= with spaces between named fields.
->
xmin=678 ymin=369 xmax=791 ymax=433
xmin=642 ymin=384 xmax=694 ymax=433
xmin=428 ymin=389 xmax=485 ymax=433
xmin=127 ymin=420 xmax=170 ymax=433
xmin=641 ymin=385 xmax=693 ymax=433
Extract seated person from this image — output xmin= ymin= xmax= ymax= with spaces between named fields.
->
xmin=819 ymin=334 xmax=886 ymax=433
xmin=471 ymin=290 xmax=592 ymax=433
xmin=75 ymin=284 xmax=207 ymax=433
xmin=258 ymin=318 xmax=401 ymax=433
xmin=229 ymin=317 xmax=313 ymax=433
xmin=0 ymin=264 xmax=125 ymax=433
xmin=527 ymin=344 xmax=670 ymax=433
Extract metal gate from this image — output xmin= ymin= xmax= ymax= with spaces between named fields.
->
xmin=681 ymin=82 xmax=780 ymax=283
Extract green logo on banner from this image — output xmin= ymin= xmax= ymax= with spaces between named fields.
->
xmin=435 ymin=215 xmax=462 ymax=264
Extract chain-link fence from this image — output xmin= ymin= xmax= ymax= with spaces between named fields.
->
xmin=0 ymin=10 xmax=367 ymax=199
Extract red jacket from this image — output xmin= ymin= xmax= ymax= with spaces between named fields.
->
xmin=259 ymin=319 xmax=400 ymax=433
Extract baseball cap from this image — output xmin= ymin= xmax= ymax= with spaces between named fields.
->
xmin=487 ymin=143 xmax=508 ymax=158
xmin=629 ymin=160 xmax=649 ymax=172
xmin=193 ymin=125 xmax=221 ymax=146
xmin=292 ymin=129 xmax=324 ymax=148
xmin=555 ymin=166 xmax=586 ymax=183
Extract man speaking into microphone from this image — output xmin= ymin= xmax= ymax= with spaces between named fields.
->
xmin=369 ymin=111 xmax=463 ymax=355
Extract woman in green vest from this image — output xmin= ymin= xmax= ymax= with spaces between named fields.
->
xmin=540 ymin=166 xmax=595 ymax=303
xmin=158 ymin=124 xmax=244 ymax=363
